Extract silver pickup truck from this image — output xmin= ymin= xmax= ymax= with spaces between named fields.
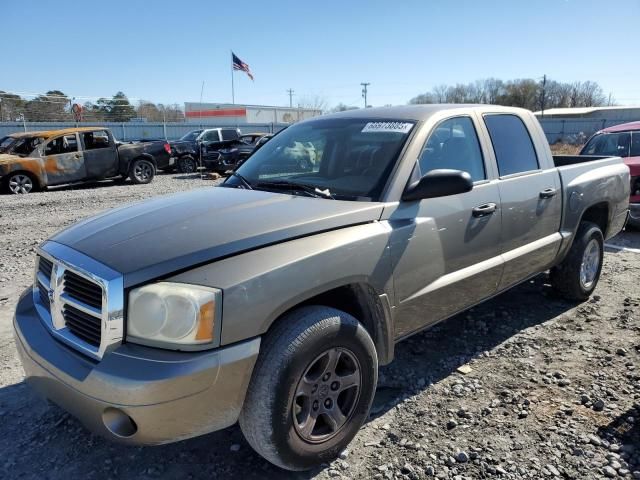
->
xmin=14 ymin=105 xmax=630 ymax=470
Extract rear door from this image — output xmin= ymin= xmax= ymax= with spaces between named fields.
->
xmin=81 ymin=130 xmax=118 ymax=178
xmin=480 ymin=113 xmax=562 ymax=290
xmin=42 ymin=133 xmax=86 ymax=185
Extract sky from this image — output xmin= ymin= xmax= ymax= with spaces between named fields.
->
xmin=3 ymin=0 xmax=640 ymax=109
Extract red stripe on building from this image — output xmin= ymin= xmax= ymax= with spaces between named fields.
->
xmin=185 ymin=108 xmax=247 ymax=118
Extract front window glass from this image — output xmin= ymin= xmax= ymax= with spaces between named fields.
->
xmin=582 ymin=132 xmax=631 ymax=157
xmin=226 ymin=118 xmax=415 ymax=201
xmin=200 ymin=130 xmax=220 ymax=142
xmin=419 ymin=116 xmax=485 ymax=182
xmin=45 ymin=134 xmax=78 ymax=155
xmin=180 ymin=130 xmax=201 ymax=141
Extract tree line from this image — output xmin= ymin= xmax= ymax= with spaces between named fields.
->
xmin=0 ymin=90 xmax=184 ymax=122
xmin=408 ymin=78 xmax=611 ymax=111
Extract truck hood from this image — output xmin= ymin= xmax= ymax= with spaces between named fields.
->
xmin=0 ymin=153 xmax=22 ymax=165
xmin=625 ymin=156 xmax=640 ymax=176
xmin=50 ymin=187 xmax=384 ymax=287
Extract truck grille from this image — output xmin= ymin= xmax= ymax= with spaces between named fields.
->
xmin=33 ymin=244 xmax=123 ymax=360
xmin=63 ymin=270 xmax=103 ymax=310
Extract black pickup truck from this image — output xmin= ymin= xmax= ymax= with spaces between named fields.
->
xmin=169 ymin=128 xmax=244 ymax=174
xmin=0 ymin=127 xmax=172 ymax=194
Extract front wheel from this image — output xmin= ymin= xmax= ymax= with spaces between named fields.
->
xmin=550 ymin=221 xmax=604 ymax=301
xmin=129 ymin=158 xmax=155 ymax=184
xmin=239 ymin=306 xmax=378 ymax=471
xmin=6 ymin=172 xmax=37 ymax=194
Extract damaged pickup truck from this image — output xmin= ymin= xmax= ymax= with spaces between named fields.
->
xmin=0 ymin=127 xmax=172 ymax=194
xmin=14 ymin=105 xmax=629 ymax=470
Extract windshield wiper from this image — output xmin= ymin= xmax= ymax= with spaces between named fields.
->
xmin=255 ymin=180 xmax=334 ymax=199
xmin=230 ymin=172 xmax=254 ymax=190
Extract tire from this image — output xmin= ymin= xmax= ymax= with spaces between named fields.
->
xmin=239 ymin=306 xmax=378 ymax=471
xmin=6 ymin=172 xmax=37 ymax=194
xmin=550 ymin=221 xmax=604 ymax=301
xmin=128 ymin=158 xmax=155 ymax=184
xmin=177 ymin=155 xmax=196 ymax=173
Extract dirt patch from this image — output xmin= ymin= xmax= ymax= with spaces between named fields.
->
xmin=0 ymin=175 xmax=638 ymax=479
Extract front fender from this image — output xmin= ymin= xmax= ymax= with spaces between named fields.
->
xmin=167 ymin=222 xmax=395 ymax=346
xmin=0 ymin=156 xmax=45 ymax=185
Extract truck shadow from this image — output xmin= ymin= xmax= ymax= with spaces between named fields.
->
xmin=596 ymin=405 xmax=640 ymax=473
xmin=0 ymin=274 xmax=585 ymax=479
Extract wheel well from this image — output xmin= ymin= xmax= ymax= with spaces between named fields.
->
xmin=4 ymin=170 xmax=40 ymax=189
xmin=279 ymin=283 xmax=394 ymax=365
xmin=581 ymin=202 xmax=609 ymax=235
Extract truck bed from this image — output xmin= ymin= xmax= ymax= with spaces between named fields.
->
xmin=552 ymin=154 xmax=613 ymax=167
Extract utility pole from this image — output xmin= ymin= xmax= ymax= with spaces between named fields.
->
xmin=361 ymin=82 xmax=370 ymax=108
xmin=540 ymin=74 xmax=547 ymax=117
xmin=608 ymin=92 xmax=612 ymax=106
xmin=287 ymin=89 xmax=294 ymax=108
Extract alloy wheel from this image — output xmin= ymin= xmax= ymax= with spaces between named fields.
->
xmin=292 ymin=347 xmax=361 ymax=443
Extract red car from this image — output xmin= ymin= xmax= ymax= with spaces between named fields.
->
xmin=581 ymin=121 xmax=640 ymax=228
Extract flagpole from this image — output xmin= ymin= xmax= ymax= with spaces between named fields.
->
xmin=230 ymin=51 xmax=235 ymax=105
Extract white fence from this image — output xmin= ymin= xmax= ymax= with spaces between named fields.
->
xmin=0 ymin=122 xmax=288 ymax=141
xmin=2 ymin=117 xmax=638 ymax=145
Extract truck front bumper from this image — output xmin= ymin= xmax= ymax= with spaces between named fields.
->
xmin=13 ymin=289 xmax=260 ymax=445
xmin=629 ymin=202 xmax=640 ymax=227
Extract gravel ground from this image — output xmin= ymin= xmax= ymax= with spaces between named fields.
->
xmin=0 ymin=174 xmax=639 ymax=479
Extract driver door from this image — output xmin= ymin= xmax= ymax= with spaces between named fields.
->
xmin=389 ymin=115 xmax=503 ymax=338
xmin=42 ymin=133 xmax=86 ymax=185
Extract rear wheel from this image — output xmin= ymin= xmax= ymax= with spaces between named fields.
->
xmin=177 ymin=155 xmax=196 ymax=173
xmin=550 ymin=221 xmax=604 ymax=301
xmin=129 ymin=158 xmax=155 ymax=184
xmin=6 ymin=173 xmax=36 ymax=194
xmin=239 ymin=306 xmax=378 ymax=471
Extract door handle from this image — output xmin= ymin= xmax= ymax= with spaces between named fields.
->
xmin=472 ymin=202 xmax=497 ymax=217
xmin=539 ymin=188 xmax=557 ymax=199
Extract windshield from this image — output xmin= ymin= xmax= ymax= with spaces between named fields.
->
xmin=581 ymin=132 xmax=633 ymax=157
xmin=0 ymin=136 xmax=15 ymax=153
xmin=1 ymin=136 xmax=43 ymax=156
xmin=224 ymin=118 xmax=415 ymax=201
xmin=179 ymin=130 xmax=202 ymax=141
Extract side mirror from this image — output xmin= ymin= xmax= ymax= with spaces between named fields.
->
xmin=402 ymin=169 xmax=473 ymax=201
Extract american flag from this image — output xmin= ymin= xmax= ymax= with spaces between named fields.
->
xmin=232 ymin=52 xmax=254 ymax=81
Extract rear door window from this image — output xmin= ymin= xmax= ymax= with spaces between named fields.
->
xmin=221 ymin=129 xmax=239 ymax=140
xmin=45 ymin=134 xmax=78 ymax=155
xmin=484 ymin=114 xmax=539 ymax=176
xmin=83 ymin=130 xmax=111 ymax=150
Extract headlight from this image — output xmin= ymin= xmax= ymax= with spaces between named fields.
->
xmin=126 ymin=282 xmax=221 ymax=350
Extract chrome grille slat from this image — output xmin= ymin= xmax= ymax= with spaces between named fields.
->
xmin=38 ymin=256 xmax=53 ymax=280
xmin=63 ymin=270 xmax=103 ymax=310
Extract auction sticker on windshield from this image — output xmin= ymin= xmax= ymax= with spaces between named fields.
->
xmin=361 ymin=122 xmax=413 ymax=134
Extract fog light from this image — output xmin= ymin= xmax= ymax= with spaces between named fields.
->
xmin=102 ymin=407 xmax=137 ymax=438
